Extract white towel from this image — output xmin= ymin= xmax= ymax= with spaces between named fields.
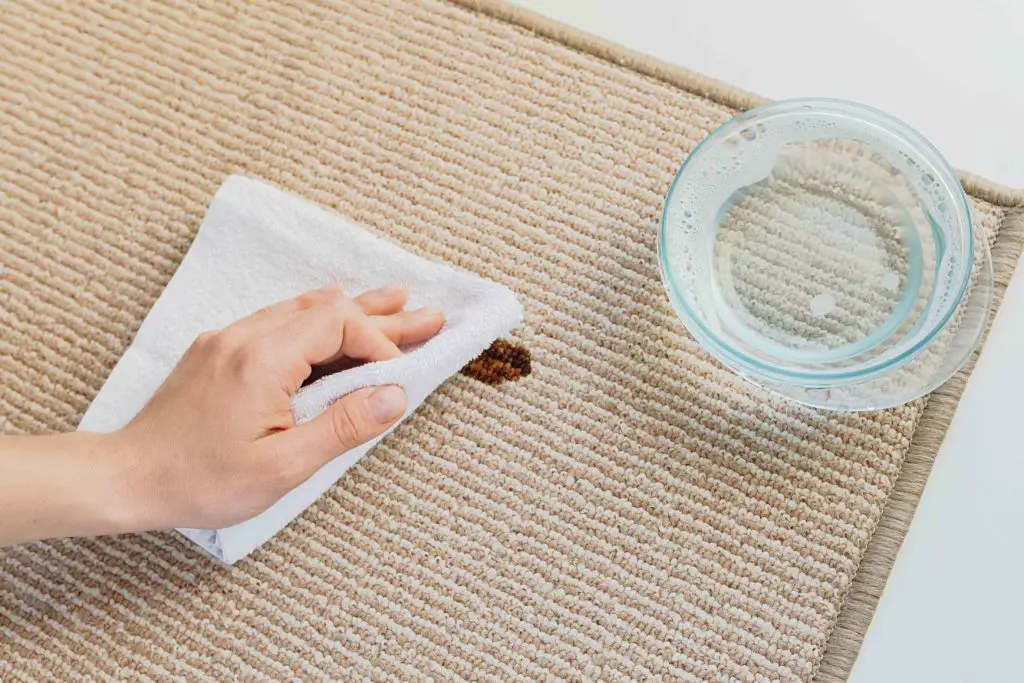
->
xmin=79 ymin=175 xmax=523 ymax=564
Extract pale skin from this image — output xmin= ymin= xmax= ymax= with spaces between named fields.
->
xmin=0 ymin=283 xmax=445 ymax=547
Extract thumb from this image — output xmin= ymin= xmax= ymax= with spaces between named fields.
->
xmin=271 ymin=385 xmax=408 ymax=476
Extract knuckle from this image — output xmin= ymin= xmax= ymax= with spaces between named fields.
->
xmin=312 ymin=298 xmax=351 ymax=338
xmin=321 ymin=298 xmax=354 ymax=328
xmin=305 ymin=285 xmax=343 ymax=308
xmin=297 ymin=290 xmax=327 ymax=309
xmin=330 ymin=403 xmax=369 ymax=450
xmin=235 ymin=340 xmax=275 ymax=375
xmin=329 ymin=303 xmax=352 ymax=332
xmin=325 ymin=292 xmax=355 ymax=313
xmin=192 ymin=329 xmax=231 ymax=355
xmin=251 ymin=304 xmax=275 ymax=320
xmin=194 ymin=330 xmax=218 ymax=346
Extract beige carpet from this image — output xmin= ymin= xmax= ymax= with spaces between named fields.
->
xmin=1 ymin=1 xmax=1022 ymax=680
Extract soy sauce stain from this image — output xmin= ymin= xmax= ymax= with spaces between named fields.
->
xmin=460 ymin=340 xmax=532 ymax=385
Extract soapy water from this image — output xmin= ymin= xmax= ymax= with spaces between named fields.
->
xmin=711 ymin=139 xmax=930 ymax=361
xmin=663 ymin=107 xmax=966 ymax=372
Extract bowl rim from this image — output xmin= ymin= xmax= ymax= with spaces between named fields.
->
xmin=658 ymin=97 xmax=975 ymax=386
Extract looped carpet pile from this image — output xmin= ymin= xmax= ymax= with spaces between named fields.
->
xmin=2 ymin=0 xmax=1022 ymax=680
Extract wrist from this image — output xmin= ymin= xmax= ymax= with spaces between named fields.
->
xmin=97 ymin=427 xmax=167 ymax=534
xmin=71 ymin=430 xmax=148 ymax=536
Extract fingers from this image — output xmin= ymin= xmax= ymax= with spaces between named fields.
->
xmin=228 ymin=284 xmax=342 ymax=340
xmin=223 ymin=284 xmax=440 ymax=392
xmin=225 ymin=282 xmax=408 ymax=347
xmin=353 ymin=282 xmax=408 ymax=316
xmin=313 ymin=307 xmax=443 ymax=370
xmin=370 ymin=308 xmax=445 ymax=347
xmin=301 ymin=307 xmax=445 ymax=387
xmin=334 ymin=303 xmax=403 ymax=363
xmin=270 ymin=296 xmax=401 ymax=389
xmin=261 ymin=385 xmax=408 ymax=481
xmin=229 ymin=282 xmax=418 ymax=345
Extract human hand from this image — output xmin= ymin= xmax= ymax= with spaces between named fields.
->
xmin=109 ymin=283 xmax=444 ymax=531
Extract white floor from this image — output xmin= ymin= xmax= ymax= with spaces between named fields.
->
xmin=509 ymin=2 xmax=1024 ymax=680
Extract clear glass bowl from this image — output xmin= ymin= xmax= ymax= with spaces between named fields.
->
xmin=659 ymin=99 xmax=993 ymax=411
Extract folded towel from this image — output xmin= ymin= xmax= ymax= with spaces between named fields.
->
xmin=79 ymin=175 xmax=523 ymax=563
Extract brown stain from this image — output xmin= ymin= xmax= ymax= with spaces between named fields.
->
xmin=301 ymin=339 xmax=531 ymax=389
xmin=460 ymin=339 xmax=532 ymax=385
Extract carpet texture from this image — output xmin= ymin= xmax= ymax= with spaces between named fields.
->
xmin=1 ymin=1 xmax=1022 ymax=680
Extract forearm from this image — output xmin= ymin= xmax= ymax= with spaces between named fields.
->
xmin=0 ymin=431 xmax=143 ymax=546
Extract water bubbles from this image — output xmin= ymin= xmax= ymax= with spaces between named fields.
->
xmin=881 ymin=271 xmax=900 ymax=292
xmin=661 ymin=100 xmax=971 ymax=380
xmin=809 ymin=292 xmax=836 ymax=317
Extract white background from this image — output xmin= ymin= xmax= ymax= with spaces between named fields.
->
xmin=510 ymin=0 xmax=1024 ymax=187
xmin=508 ymin=2 xmax=1024 ymax=680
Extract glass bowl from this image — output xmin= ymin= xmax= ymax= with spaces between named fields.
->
xmin=659 ymin=99 xmax=993 ymax=411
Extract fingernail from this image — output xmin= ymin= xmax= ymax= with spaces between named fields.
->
xmin=368 ymin=385 xmax=407 ymax=423
xmin=415 ymin=306 xmax=444 ymax=317
xmin=380 ymin=282 xmax=407 ymax=295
